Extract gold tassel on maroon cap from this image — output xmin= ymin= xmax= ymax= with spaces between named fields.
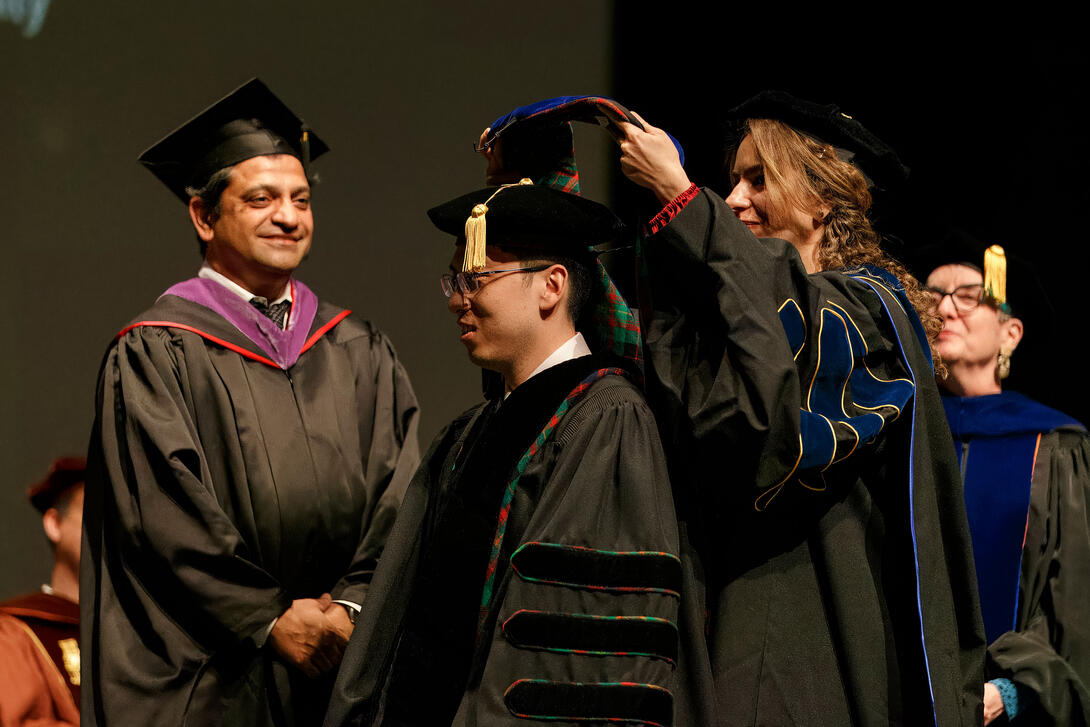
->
xmin=462 ymin=178 xmax=533 ymax=272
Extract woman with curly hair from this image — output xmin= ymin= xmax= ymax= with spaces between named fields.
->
xmin=617 ymin=92 xmax=985 ymax=726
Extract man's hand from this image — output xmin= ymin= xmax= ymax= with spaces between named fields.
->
xmin=325 ymin=602 xmax=355 ymax=644
xmin=983 ymin=682 xmax=1006 ymax=725
xmin=268 ymin=594 xmax=347 ymax=678
xmin=477 ymin=127 xmax=523 ymax=186
xmin=616 ymin=112 xmax=692 ymax=205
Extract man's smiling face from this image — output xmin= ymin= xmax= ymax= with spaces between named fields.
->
xmin=204 ymin=154 xmax=313 ymax=278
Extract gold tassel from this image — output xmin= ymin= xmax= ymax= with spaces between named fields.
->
xmin=461 ymin=178 xmax=534 ymax=273
xmin=463 ymin=203 xmax=489 ymax=272
xmin=983 ymin=244 xmax=1007 ymax=308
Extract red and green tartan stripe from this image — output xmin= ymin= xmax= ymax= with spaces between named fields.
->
xmin=530 ymin=135 xmax=642 ymax=370
xmin=537 ymin=150 xmax=581 ymax=195
xmin=477 ymin=366 xmax=628 ymax=642
xmin=502 ymin=609 xmax=679 ymax=664
xmin=592 ymin=262 xmax=642 ymax=367
xmin=503 ymin=679 xmax=673 ymax=726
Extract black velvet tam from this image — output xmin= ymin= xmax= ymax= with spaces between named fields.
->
xmin=908 ymin=228 xmax=1051 ymax=327
xmin=727 ymin=89 xmax=909 ymax=192
xmin=426 ymin=184 xmax=624 ymax=256
xmin=909 ymin=227 xmax=996 ymax=277
xmin=138 ymin=78 xmax=329 ymax=203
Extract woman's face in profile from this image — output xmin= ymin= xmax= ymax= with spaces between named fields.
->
xmin=724 ymin=134 xmax=821 ymax=250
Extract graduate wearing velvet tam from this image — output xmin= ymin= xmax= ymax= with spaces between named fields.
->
xmin=325 ymin=181 xmax=679 ymax=727
xmin=82 ymin=78 xmax=420 ymax=726
xmin=918 ymin=232 xmax=1090 ymax=726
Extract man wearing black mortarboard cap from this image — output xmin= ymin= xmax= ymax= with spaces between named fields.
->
xmin=81 ymin=78 xmax=421 ymax=727
xmin=325 ymin=181 xmax=681 ymax=727
xmin=0 ymin=457 xmax=85 ymax=726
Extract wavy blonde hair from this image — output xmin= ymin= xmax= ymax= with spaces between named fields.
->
xmin=739 ymin=118 xmax=943 ymax=365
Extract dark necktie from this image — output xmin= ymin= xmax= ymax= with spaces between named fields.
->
xmin=250 ymin=297 xmax=291 ymax=328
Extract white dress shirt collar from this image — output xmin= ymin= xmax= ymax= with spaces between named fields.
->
xmin=198 ymin=264 xmax=292 ymax=305
xmin=506 ymin=332 xmax=592 ymax=398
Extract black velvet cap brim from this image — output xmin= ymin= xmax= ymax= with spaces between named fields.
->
xmin=726 ymin=90 xmax=909 ymax=192
xmin=427 ymin=184 xmax=624 ymax=257
xmin=138 ymin=78 xmax=329 ymax=204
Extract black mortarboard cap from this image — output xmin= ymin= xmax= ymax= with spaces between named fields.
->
xmin=726 ymin=90 xmax=909 ymax=192
xmin=428 ymin=182 xmax=624 ymax=267
xmin=27 ymin=457 xmax=86 ymax=514
xmin=138 ymin=78 xmax=329 ymax=203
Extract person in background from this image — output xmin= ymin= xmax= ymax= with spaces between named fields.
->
xmin=924 ymin=234 xmax=1090 ymax=725
xmin=82 ymin=79 xmax=420 ymax=726
xmin=615 ymin=90 xmax=985 ymax=725
xmin=0 ymin=457 xmax=85 ymax=726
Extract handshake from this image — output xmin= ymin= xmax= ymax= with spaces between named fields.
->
xmin=268 ymin=593 xmax=355 ymax=678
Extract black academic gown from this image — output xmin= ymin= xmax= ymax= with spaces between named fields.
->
xmin=325 ymin=354 xmax=681 ymax=727
xmin=640 ymin=189 xmax=986 ymax=726
xmin=944 ymin=392 xmax=1090 ymax=726
xmin=82 ymin=292 xmax=420 ymax=727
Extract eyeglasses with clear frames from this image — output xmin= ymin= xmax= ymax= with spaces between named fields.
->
xmin=925 ymin=283 xmax=987 ymax=313
xmin=440 ymin=265 xmax=550 ymax=298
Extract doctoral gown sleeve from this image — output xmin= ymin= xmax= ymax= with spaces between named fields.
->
xmin=641 ymin=188 xmax=917 ymax=511
xmin=465 ymin=378 xmax=681 ymax=727
xmin=987 ymin=430 xmax=1090 ymax=725
xmin=641 ymin=189 xmax=984 ymax=724
xmin=331 ymin=326 xmax=421 ymax=606
xmin=86 ymin=326 xmax=290 ymax=650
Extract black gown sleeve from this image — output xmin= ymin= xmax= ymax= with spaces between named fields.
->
xmin=987 ymin=429 xmax=1090 ymax=725
xmin=324 ymin=417 xmax=466 ymax=727
xmin=465 ymin=378 xmax=680 ymax=727
xmin=641 ymin=188 xmax=918 ymax=512
xmin=86 ymin=327 xmax=289 ymax=650
xmin=641 ymin=189 xmax=985 ymax=725
xmin=331 ymin=328 xmax=421 ymax=606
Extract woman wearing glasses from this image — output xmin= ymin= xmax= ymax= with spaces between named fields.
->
xmin=617 ymin=91 xmax=985 ymax=726
xmin=925 ymin=237 xmax=1090 ymax=726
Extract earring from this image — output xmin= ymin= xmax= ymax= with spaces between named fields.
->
xmin=997 ymin=347 xmax=1012 ymax=380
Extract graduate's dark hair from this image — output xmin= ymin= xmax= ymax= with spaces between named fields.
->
xmin=41 ymin=484 xmax=82 ymax=553
xmin=187 ymin=166 xmax=235 ymax=258
xmin=51 ymin=486 xmax=81 ymax=518
xmin=501 ymin=246 xmax=594 ymax=326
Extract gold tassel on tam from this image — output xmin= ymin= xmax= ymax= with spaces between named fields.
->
xmin=461 ymin=178 xmax=534 ymax=272
xmin=983 ymin=244 xmax=1008 ymax=311
xmin=463 ymin=203 xmax=489 ymax=272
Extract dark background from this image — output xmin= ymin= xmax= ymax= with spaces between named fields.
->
xmin=3 ymin=6 xmax=1086 ymax=597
